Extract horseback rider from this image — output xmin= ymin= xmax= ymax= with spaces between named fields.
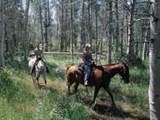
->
xmin=34 ymin=43 xmax=43 ymax=59
xmin=82 ymin=43 xmax=93 ymax=86
xmin=30 ymin=43 xmax=49 ymax=74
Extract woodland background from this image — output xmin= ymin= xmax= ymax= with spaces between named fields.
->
xmin=0 ymin=0 xmax=150 ymax=66
xmin=0 ymin=0 xmax=160 ymax=120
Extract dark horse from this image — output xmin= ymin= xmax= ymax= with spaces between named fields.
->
xmin=66 ymin=62 xmax=129 ymax=107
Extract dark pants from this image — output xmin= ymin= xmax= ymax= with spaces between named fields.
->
xmin=84 ymin=64 xmax=91 ymax=82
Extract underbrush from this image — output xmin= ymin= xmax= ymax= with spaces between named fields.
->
xmin=0 ymin=64 xmax=89 ymax=120
xmin=0 ymin=56 xmax=149 ymax=119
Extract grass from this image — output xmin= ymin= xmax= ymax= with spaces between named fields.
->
xmin=0 ymin=57 xmax=89 ymax=120
xmin=0 ymin=56 xmax=149 ymax=119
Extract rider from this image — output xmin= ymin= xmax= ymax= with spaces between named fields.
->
xmin=30 ymin=43 xmax=49 ymax=73
xmin=82 ymin=43 xmax=93 ymax=86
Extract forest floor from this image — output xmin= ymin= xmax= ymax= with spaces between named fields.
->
xmin=34 ymin=77 xmax=149 ymax=120
xmin=0 ymin=56 xmax=149 ymax=120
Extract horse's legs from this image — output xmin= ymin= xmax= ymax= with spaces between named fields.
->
xmin=32 ymin=72 xmax=36 ymax=84
xmin=74 ymin=82 xmax=79 ymax=93
xmin=36 ymin=72 xmax=40 ymax=86
xmin=44 ymin=78 xmax=47 ymax=85
xmin=36 ymin=77 xmax=39 ymax=86
xmin=103 ymin=87 xmax=116 ymax=107
xmin=67 ymin=80 xmax=74 ymax=95
xmin=43 ymin=73 xmax=47 ymax=85
xmin=67 ymin=82 xmax=71 ymax=94
xmin=90 ymin=86 xmax=100 ymax=107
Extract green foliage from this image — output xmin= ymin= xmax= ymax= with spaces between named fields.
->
xmin=107 ymin=60 xmax=149 ymax=109
xmin=130 ymin=65 xmax=149 ymax=84
xmin=0 ymin=69 xmax=35 ymax=119
xmin=33 ymin=94 xmax=89 ymax=120
xmin=125 ymin=84 xmax=148 ymax=108
xmin=0 ymin=63 xmax=89 ymax=120
xmin=108 ymin=79 xmax=148 ymax=109
xmin=47 ymin=55 xmax=81 ymax=81
xmin=0 ymin=97 xmax=22 ymax=120
xmin=0 ymin=69 xmax=34 ymax=103
xmin=0 ymin=56 xmax=149 ymax=119
xmin=114 ymin=53 xmax=147 ymax=68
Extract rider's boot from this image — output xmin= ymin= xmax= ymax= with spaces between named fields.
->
xmin=84 ymin=74 xmax=89 ymax=86
xmin=46 ymin=66 xmax=49 ymax=73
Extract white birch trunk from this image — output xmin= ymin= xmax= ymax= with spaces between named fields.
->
xmin=149 ymin=0 xmax=160 ymax=119
xmin=126 ymin=0 xmax=136 ymax=57
xmin=142 ymin=26 xmax=149 ymax=61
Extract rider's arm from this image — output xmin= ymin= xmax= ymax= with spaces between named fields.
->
xmin=82 ymin=51 xmax=87 ymax=62
xmin=40 ymin=50 xmax=46 ymax=61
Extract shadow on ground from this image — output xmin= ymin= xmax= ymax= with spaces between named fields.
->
xmin=79 ymin=96 xmax=149 ymax=120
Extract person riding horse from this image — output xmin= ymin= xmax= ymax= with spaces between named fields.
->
xmin=66 ymin=62 xmax=130 ymax=107
xmin=30 ymin=43 xmax=49 ymax=74
xmin=82 ymin=43 xmax=93 ymax=86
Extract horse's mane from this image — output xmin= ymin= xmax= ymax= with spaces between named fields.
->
xmin=103 ymin=63 xmax=118 ymax=66
xmin=102 ymin=63 xmax=120 ymax=70
xmin=94 ymin=65 xmax=105 ymax=71
xmin=122 ymin=62 xmax=129 ymax=68
xmin=103 ymin=62 xmax=128 ymax=67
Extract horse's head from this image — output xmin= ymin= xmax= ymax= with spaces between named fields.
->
xmin=119 ymin=62 xmax=129 ymax=84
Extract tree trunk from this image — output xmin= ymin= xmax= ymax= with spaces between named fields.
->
xmin=142 ymin=24 xmax=150 ymax=61
xmin=149 ymin=0 xmax=160 ymax=119
xmin=120 ymin=16 xmax=124 ymax=56
xmin=108 ymin=0 xmax=113 ymax=64
xmin=23 ymin=0 xmax=31 ymax=61
xmin=60 ymin=0 xmax=64 ymax=51
xmin=70 ymin=0 xmax=73 ymax=60
xmin=44 ymin=0 xmax=50 ymax=52
xmin=88 ymin=0 xmax=92 ymax=45
xmin=115 ymin=0 xmax=119 ymax=52
xmin=95 ymin=0 xmax=98 ymax=63
xmin=0 ymin=0 xmax=4 ymax=67
xmin=126 ymin=0 xmax=136 ymax=61
xmin=81 ymin=0 xmax=86 ymax=47
xmin=39 ymin=0 xmax=44 ymax=48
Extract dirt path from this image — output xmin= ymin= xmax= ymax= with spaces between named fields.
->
xmin=27 ymin=77 xmax=149 ymax=120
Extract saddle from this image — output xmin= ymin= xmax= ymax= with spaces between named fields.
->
xmin=78 ymin=63 xmax=85 ymax=72
xmin=78 ymin=62 xmax=105 ymax=83
xmin=78 ymin=62 xmax=96 ymax=80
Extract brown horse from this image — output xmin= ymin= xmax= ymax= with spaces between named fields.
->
xmin=66 ymin=62 xmax=129 ymax=107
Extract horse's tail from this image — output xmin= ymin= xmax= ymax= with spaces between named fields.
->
xmin=65 ymin=66 xmax=71 ymax=72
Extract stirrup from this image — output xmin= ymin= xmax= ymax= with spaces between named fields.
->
xmin=84 ymin=81 xmax=88 ymax=86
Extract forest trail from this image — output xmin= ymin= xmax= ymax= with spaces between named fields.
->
xmin=25 ymin=75 xmax=149 ymax=120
